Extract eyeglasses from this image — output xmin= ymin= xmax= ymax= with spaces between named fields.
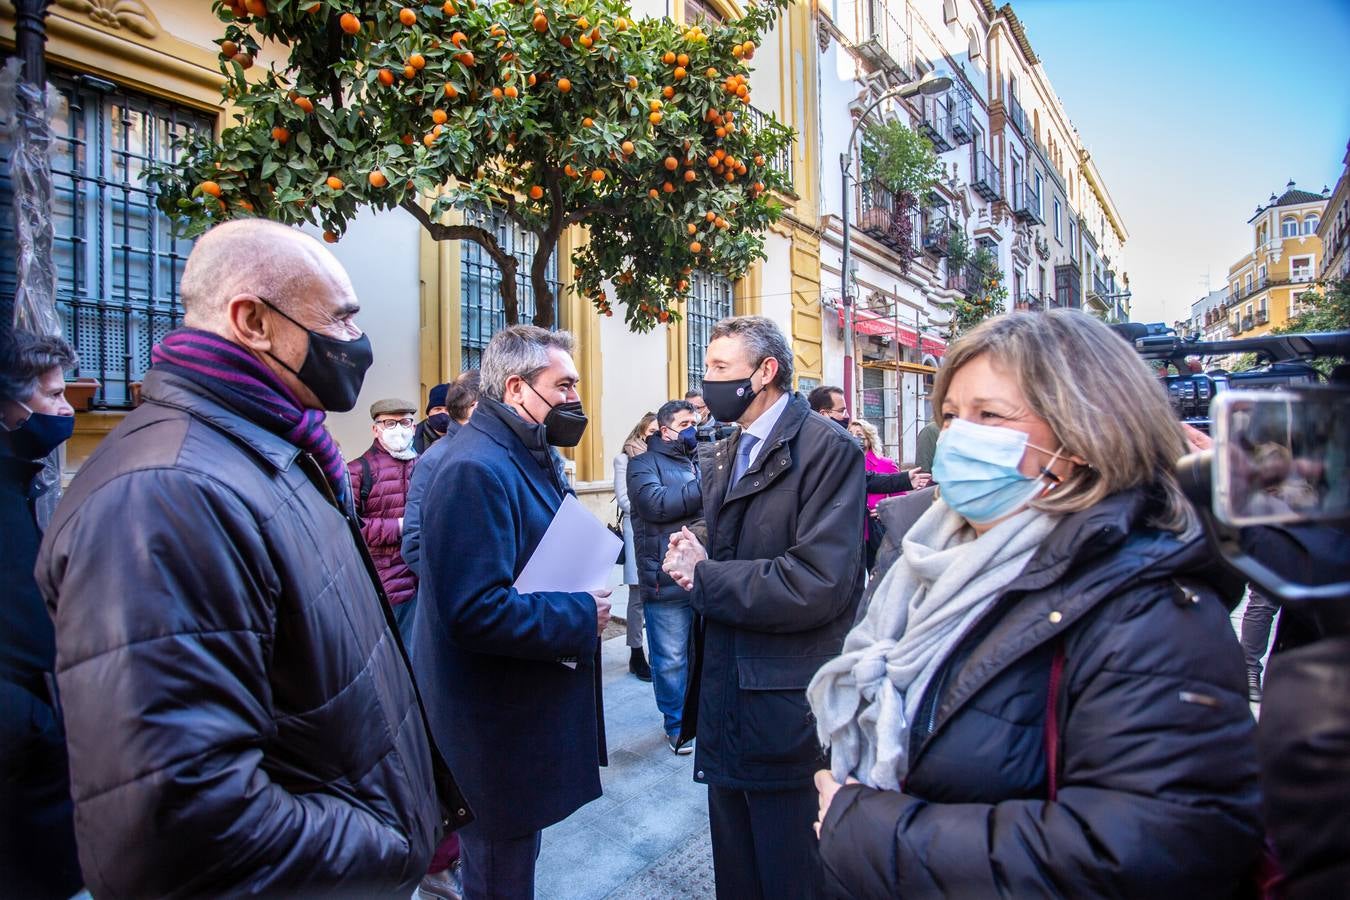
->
xmin=376 ymin=417 xmax=415 ymax=429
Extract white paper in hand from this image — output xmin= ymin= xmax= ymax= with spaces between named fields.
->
xmin=512 ymin=494 xmax=622 ymax=595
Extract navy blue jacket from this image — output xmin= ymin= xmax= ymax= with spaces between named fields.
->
xmin=411 ymin=399 xmax=605 ymax=839
xmin=627 ymin=434 xmax=702 ymax=605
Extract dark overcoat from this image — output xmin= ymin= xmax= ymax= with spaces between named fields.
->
xmin=682 ymin=393 xmax=866 ymax=789
xmin=818 ymin=490 xmax=1263 ymax=898
xmin=411 ymin=401 xmax=606 ymax=839
xmin=626 ymin=434 xmax=702 ymax=606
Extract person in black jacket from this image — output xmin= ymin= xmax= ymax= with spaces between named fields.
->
xmin=807 ymin=310 xmax=1261 ymax=898
xmin=664 ymin=316 xmax=865 ymax=899
xmin=35 ymin=221 xmax=466 ymax=898
xmin=0 ymin=332 xmax=82 ymax=900
xmin=807 ymin=385 xmax=930 ymax=494
xmin=627 ymin=398 xmax=703 ymax=753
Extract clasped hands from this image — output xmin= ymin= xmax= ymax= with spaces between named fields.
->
xmin=661 ymin=526 xmax=707 ymax=592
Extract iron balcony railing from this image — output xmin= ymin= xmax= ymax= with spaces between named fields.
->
xmin=856 ymin=178 xmax=916 ymax=253
xmin=917 ymin=95 xmax=953 ymax=153
xmin=1007 ymin=93 xmax=1028 ymax=136
xmin=946 ymin=261 xmax=986 ymax=296
xmin=1256 ymin=309 xmax=1269 ymax=325
xmin=1291 ymin=268 xmax=1314 ymax=283
xmin=922 ymin=213 xmax=951 ymax=257
xmin=1092 ymin=274 xmax=1109 ymax=298
xmin=745 ymin=104 xmax=795 ymax=189
xmin=1242 ymin=315 xmax=1255 ymax=331
xmin=1015 ymin=291 xmax=1044 ymax=312
xmin=1012 ymin=180 xmax=1042 ymax=224
xmin=971 ymin=150 xmax=1001 ymax=202
xmin=838 ymin=0 xmax=913 ymax=79
xmin=948 ymin=84 xmax=974 ymax=145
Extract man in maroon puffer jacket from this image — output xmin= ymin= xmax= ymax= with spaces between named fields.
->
xmin=349 ymin=398 xmax=420 ymax=627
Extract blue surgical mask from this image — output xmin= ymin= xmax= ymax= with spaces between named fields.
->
xmin=678 ymin=425 xmax=699 ymax=452
xmin=932 ymin=418 xmax=1062 ymax=525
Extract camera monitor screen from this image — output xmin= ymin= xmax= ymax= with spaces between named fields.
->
xmin=1212 ymin=389 xmax=1350 ymax=527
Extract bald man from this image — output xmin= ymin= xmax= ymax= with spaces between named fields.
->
xmin=35 ymin=221 xmax=469 ymax=897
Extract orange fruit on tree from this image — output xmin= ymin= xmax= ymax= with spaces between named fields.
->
xmin=683 ymin=169 xmax=697 ymax=183
xmin=451 ymin=30 xmax=467 ymax=46
xmin=557 ymin=77 xmax=572 ymax=92
xmin=577 ymin=15 xmax=589 ymax=29
xmin=533 ymin=13 xmax=548 ymax=31
xmin=677 ymin=53 xmax=689 ymax=66
xmin=444 ymin=82 xmax=459 ymax=97
xmin=505 ymin=84 xmax=519 ymax=98
xmin=378 ymin=68 xmax=395 ymax=86
xmin=529 ymin=185 xmax=544 ymax=200
xmin=650 ymin=111 xmax=663 ymax=124
xmin=649 ymin=98 xmax=663 ymax=111
xmin=706 ymin=67 xmax=717 ymax=78
xmin=339 ymin=12 xmax=361 ymax=33
xmin=401 ymin=133 xmax=415 ymax=145
xmin=199 ymin=180 xmax=222 ymax=197
xmin=432 ymin=108 xmax=448 ymax=124
xmin=662 ymin=51 xmax=676 ymax=65
xmin=368 ymin=170 xmax=388 ymax=188
xmin=443 ymin=0 xmax=457 ymax=12
xmin=754 ymin=154 xmax=765 ymax=166
xmin=457 ymin=51 xmax=475 ymax=66
xmin=564 ymin=163 xmax=577 ymax=177
xmin=591 ymin=169 xmax=606 ymax=182
xmin=731 ymin=43 xmax=743 ymax=58
xmin=326 ymin=176 xmax=344 ymax=190
xmin=689 ymin=241 xmax=701 ymax=253
xmin=528 ymin=73 xmax=538 ymax=86
xmin=687 ymin=223 xmax=697 ymax=235
xmin=491 ymin=87 xmax=503 ymax=100
xmin=234 ymin=52 xmax=255 ymax=69
xmin=410 ymin=53 xmax=426 ymax=69
xmin=245 ymin=0 xmax=267 ymax=16
xmin=560 ymin=34 xmax=573 ymax=48
xmin=583 ymin=116 xmax=594 ymax=127
xmin=323 ymin=230 xmax=339 ymax=243
xmin=662 ymin=181 xmax=675 ymax=193
xmin=626 ymin=76 xmax=638 ymax=89
xmin=754 ymin=181 xmax=765 ymax=192
xmin=674 ymin=67 xmax=686 ymax=80
xmin=662 ymin=86 xmax=674 ymax=99
xmin=621 ymin=140 xmax=635 ymax=155
xmin=579 ymin=34 xmax=593 ymax=48
xmin=648 ymin=188 xmax=659 ymax=198
xmin=220 ymin=40 xmax=238 ymax=58
xmin=294 ymin=96 xmax=315 ymax=113
xmin=404 ymin=65 xmax=418 ymax=79
xmin=271 ymin=126 xmax=290 ymax=143
xmin=715 ymin=127 xmax=726 ymax=139
xmin=420 ymin=131 xmax=433 ymax=148
xmin=663 ymin=156 xmax=678 ymax=171
xmin=659 ymin=310 xmax=670 ymax=322
xmin=705 ymin=211 xmax=715 ymax=221
xmin=399 ymin=7 xmax=416 ymax=25
xmin=616 ymin=16 xmax=629 ymax=31
xmin=725 ymin=171 xmax=735 ymax=182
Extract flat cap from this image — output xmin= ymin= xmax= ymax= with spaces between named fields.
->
xmin=370 ymin=397 xmax=418 ymax=419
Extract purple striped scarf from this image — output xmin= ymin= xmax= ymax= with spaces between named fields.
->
xmin=151 ymin=328 xmax=350 ymax=505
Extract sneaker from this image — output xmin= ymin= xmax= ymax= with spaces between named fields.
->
xmin=418 ymin=861 xmax=463 ymax=900
xmin=1247 ymin=670 xmax=1263 ymax=704
xmin=629 ymin=648 xmax=652 ymax=682
xmin=668 ymin=733 xmax=693 ymax=755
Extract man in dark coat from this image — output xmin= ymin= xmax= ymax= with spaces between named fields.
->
xmin=807 ymin=384 xmax=931 ymax=493
xmin=0 ymin=332 xmax=82 ymax=900
xmin=35 ymin=221 xmax=466 ymax=898
xmin=412 ymin=325 xmax=611 ymax=900
xmin=413 ymin=381 xmax=451 ymax=454
xmin=627 ymin=398 xmax=703 ymax=753
xmin=664 ymin=316 xmax=865 ymax=899
xmin=349 ymin=398 xmax=420 ymax=626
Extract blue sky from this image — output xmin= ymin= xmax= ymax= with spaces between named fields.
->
xmin=1010 ymin=0 xmax=1350 ymax=324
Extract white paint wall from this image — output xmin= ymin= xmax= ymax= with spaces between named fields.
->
xmin=305 ymin=207 xmax=424 ymax=457
xmin=596 ymin=314 xmax=672 ymax=485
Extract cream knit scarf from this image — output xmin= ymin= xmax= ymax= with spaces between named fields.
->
xmin=807 ymin=499 xmax=1057 ymax=789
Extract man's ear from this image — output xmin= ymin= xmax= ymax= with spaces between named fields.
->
xmin=226 ymin=294 xmax=272 ymax=351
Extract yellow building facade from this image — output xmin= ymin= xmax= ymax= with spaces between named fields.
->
xmin=1225 ymin=181 xmax=1327 ymax=338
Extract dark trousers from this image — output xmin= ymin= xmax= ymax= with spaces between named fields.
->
xmin=1241 ymin=588 xmax=1280 ymax=681
xmin=707 ymin=784 xmax=823 ymax=900
xmin=459 ymin=828 xmax=541 ymax=900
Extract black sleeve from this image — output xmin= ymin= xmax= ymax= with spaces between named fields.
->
xmin=864 ymin=469 xmax=913 ymax=495
xmin=628 ymin=454 xmax=701 ymax=525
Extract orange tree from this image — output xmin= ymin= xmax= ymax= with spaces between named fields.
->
xmin=147 ymin=0 xmax=795 ymax=331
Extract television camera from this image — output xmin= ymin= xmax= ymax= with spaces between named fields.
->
xmin=1109 ymin=322 xmax=1347 ymax=430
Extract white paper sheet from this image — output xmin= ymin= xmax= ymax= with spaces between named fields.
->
xmin=512 ymin=494 xmax=622 ymax=595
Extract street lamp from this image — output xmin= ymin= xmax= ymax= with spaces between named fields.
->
xmin=839 ymin=70 xmax=952 ymax=415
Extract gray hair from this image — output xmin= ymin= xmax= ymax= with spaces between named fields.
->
xmin=479 ymin=325 xmax=576 ymax=401
xmin=932 ymin=309 xmax=1193 ymax=532
xmin=710 ymin=315 xmax=793 ymax=391
xmin=1 ymin=331 xmax=77 ymax=404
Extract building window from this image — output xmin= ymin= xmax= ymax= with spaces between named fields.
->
xmin=684 ymin=0 xmax=725 ymax=25
xmin=1245 ymin=273 xmax=1253 ymax=292
xmin=1054 ymin=263 xmax=1080 ymax=309
xmin=1053 ymin=199 xmax=1062 ymax=242
xmin=459 ymin=205 xmax=559 ymax=370
xmin=686 ymin=270 xmax=734 ymax=390
xmin=861 ymin=365 xmax=888 ymax=453
xmin=0 ymin=67 xmax=214 ymax=409
xmin=1281 ymin=216 xmax=1298 ymax=238
xmin=1034 ymin=172 xmax=1044 ymax=217
xmin=1290 ymin=255 xmax=1313 ymax=282
xmin=1068 ymin=219 xmax=1076 ymax=248
xmin=1303 ymin=214 xmax=1320 ymax=235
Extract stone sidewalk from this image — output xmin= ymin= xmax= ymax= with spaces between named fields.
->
xmin=535 ymin=634 xmax=716 ymax=900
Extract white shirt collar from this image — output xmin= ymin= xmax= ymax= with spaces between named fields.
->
xmin=740 ymin=391 xmax=790 ymax=465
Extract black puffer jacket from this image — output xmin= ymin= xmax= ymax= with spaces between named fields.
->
xmin=35 ymin=370 xmax=468 ymax=899
xmin=819 ymin=489 xmax=1263 ymax=898
xmin=627 ymin=433 xmax=702 ymax=605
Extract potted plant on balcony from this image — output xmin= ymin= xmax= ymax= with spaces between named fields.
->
xmin=861 ymin=120 xmax=941 ymax=273
xmin=63 ymin=377 xmax=101 ymax=412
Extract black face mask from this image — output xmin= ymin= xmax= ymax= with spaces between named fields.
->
xmin=261 ymin=298 xmax=373 ymax=413
xmin=701 ymin=375 xmax=759 ymax=424
xmin=425 ymin=412 xmax=451 ymax=434
xmin=3 ymin=404 xmax=75 ymax=460
xmin=525 ymin=382 xmax=588 ymax=447
xmin=832 ymin=414 xmax=851 ymax=429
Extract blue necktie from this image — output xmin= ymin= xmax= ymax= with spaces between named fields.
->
xmin=730 ymin=433 xmax=760 ymax=488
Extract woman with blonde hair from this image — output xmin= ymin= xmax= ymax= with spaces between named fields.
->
xmin=809 ymin=310 xmax=1261 ymax=896
xmin=614 ymin=412 xmax=657 ymax=680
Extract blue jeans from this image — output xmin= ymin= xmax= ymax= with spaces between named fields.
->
xmin=644 ymin=598 xmax=693 ymax=737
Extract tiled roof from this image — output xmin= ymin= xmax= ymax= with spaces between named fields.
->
xmin=1274 ymin=188 xmax=1325 ymax=207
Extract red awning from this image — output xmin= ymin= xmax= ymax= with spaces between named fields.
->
xmin=837 ymin=307 xmax=946 ymax=356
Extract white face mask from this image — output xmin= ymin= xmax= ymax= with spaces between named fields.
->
xmin=378 ymin=424 xmax=416 ymax=457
